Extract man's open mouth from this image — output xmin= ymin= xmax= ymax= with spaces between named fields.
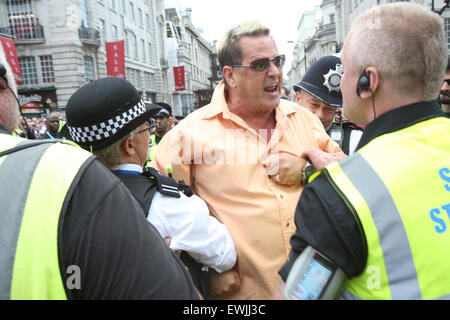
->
xmin=264 ymin=84 xmax=278 ymax=93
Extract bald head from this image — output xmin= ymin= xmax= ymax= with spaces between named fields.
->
xmin=344 ymin=2 xmax=447 ymax=101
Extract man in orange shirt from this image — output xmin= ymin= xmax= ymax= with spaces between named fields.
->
xmin=152 ymin=20 xmax=342 ymax=299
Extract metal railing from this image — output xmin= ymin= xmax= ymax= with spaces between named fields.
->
xmin=0 ymin=24 xmax=44 ymax=40
xmin=78 ymin=27 xmax=101 ymax=45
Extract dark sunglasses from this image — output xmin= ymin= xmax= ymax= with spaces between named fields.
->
xmin=137 ymin=119 xmax=157 ymax=135
xmin=232 ymin=54 xmax=285 ymax=72
xmin=444 ymin=79 xmax=450 ymax=85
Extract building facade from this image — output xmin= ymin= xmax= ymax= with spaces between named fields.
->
xmin=0 ymin=0 xmax=171 ymax=115
xmin=165 ymin=4 xmax=219 ymax=116
xmin=334 ymin=0 xmax=450 ymax=52
xmin=285 ymin=8 xmax=320 ymax=93
xmin=287 ymin=0 xmax=450 ymax=91
xmin=286 ymin=1 xmax=339 ymax=91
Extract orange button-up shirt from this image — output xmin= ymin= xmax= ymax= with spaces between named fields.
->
xmin=152 ymin=82 xmax=340 ymax=299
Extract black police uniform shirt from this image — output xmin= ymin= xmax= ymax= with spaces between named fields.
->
xmin=0 ymin=125 xmax=199 ymax=299
xmin=279 ymin=101 xmax=447 ymax=280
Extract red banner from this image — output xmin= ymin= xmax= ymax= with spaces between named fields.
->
xmin=0 ymin=36 xmax=23 ymax=85
xmin=173 ymin=66 xmax=186 ymax=91
xmin=106 ymin=40 xmax=125 ymax=79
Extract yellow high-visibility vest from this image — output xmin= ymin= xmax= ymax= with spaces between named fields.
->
xmin=319 ymin=116 xmax=450 ymax=300
xmin=0 ymin=134 xmax=92 ymax=299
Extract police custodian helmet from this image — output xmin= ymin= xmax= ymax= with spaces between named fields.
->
xmin=293 ymin=55 xmax=343 ymax=108
xmin=66 ymin=77 xmax=161 ymax=151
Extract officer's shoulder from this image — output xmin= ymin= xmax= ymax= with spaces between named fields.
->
xmin=341 ymin=121 xmax=364 ymax=131
xmin=143 ymin=167 xmax=181 ymax=198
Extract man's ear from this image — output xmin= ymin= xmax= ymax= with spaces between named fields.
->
xmin=295 ymin=91 xmax=302 ymax=104
xmin=359 ymin=66 xmax=380 ymax=100
xmin=222 ymin=66 xmax=237 ymax=88
xmin=121 ymin=135 xmax=136 ymax=156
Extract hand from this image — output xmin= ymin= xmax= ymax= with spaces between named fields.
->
xmin=164 ymin=237 xmax=181 ymax=257
xmin=263 ymin=152 xmax=306 ymax=186
xmin=301 ymin=149 xmax=347 ymax=171
xmin=209 ymin=268 xmax=241 ymax=298
xmin=164 ymin=237 xmax=171 ymax=246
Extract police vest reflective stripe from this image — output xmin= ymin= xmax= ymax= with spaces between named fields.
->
xmin=145 ymin=134 xmax=157 ymax=167
xmin=320 ymin=116 xmax=450 ymax=300
xmin=0 ymin=134 xmax=92 ymax=299
xmin=149 ymin=134 xmax=156 ymax=162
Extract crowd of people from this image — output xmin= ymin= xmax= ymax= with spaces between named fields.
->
xmin=0 ymin=2 xmax=449 ymax=301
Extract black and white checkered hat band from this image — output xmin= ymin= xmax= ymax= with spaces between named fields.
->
xmin=68 ymin=99 xmax=146 ymax=144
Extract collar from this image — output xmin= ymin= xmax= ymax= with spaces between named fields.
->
xmin=0 ymin=123 xmax=11 ymax=135
xmin=46 ymin=131 xmax=57 ymax=139
xmin=202 ymin=81 xmax=298 ymax=121
xmin=113 ymin=163 xmax=143 ymax=175
xmin=356 ymin=100 xmax=445 ymax=151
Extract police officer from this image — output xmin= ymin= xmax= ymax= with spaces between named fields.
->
xmin=65 ymin=77 xmax=237 ymax=299
xmin=293 ymin=55 xmax=364 ymax=155
xmin=0 ymin=60 xmax=199 ymax=299
xmin=276 ymin=2 xmax=450 ymax=300
xmin=146 ymin=106 xmax=171 ymax=164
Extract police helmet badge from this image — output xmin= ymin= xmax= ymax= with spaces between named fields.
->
xmin=323 ymin=64 xmax=344 ymax=93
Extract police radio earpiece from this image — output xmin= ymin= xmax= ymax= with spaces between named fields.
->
xmin=356 ymin=68 xmax=370 ymax=97
xmin=356 ymin=68 xmax=377 ymax=120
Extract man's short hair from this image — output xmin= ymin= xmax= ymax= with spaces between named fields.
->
xmin=155 ymin=102 xmax=172 ymax=116
xmin=218 ymin=21 xmax=270 ymax=88
xmin=345 ymin=2 xmax=447 ymax=101
xmin=93 ymin=127 xmax=139 ymax=169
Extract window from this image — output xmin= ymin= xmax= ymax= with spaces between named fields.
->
xmin=39 ymin=55 xmax=55 ymax=83
xmin=124 ymin=30 xmax=129 ymax=56
xmin=19 ymin=56 xmax=38 ymax=85
xmin=119 ymin=0 xmax=125 ymax=14
xmin=148 ymin=42 xmax=153 ymax=64
xmin=99 ymin=18 xmax=106 ymax=42
xmin=126 ymin=68 xmax=140 ymax=88
xmin=146 ymin=14 xmax=150 ymax=31
xmin=84 ymin=56 xmax=95 ymax=83
xmin=79 ymin=0 xmax=89 ymax=27
xmin=141 ymin=39 xmax=146 ymax=61
xmin=109 ymin=0 xmax=116 ymax=10
xmin=112 ymin=25 xmax=118 ymax=40
xmin=138 ymin=8 xmax=143 ymax=26
xmin=159 ymin=23 xmax=165 ymax=58
xmin=145 ymin=72 xmax=156 ymax=90
xmin=132 ymin=33 xmax=138 ymax=59
xmin=6 ymin=0 xmax=36 ymax=39
xmin=129 ymin=2 xmax=135 ymax=20
xmin=445 ymin=18 xmax=450 ymax=51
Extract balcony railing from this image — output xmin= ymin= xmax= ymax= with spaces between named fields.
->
xmin=316 ymin=22 xmax=336 ymax=38
xmin=78 ymin=27 xmax=101 ymax=46
xmin=0 ymin=24 xmax=45 ymax=42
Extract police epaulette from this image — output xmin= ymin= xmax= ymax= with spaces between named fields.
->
xmin=143 ymin=167 xmax=181 ymax=198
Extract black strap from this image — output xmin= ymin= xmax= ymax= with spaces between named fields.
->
xmin=142 ymin=167 xmax=181 ymax=198
xmin=0 ymin=139 xmax=62 ymax=158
